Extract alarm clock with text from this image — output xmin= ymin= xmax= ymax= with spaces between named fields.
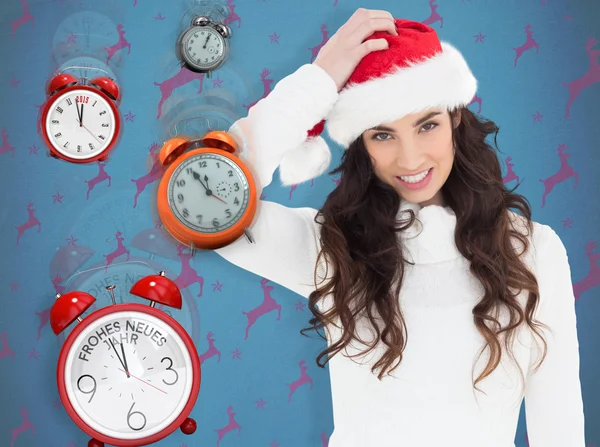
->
xmin=50 ymin=271 xmax=201 ymax=447
xmin=157 ymin=129 xmax=257 ymax=251
xmin=40 ymin=66 xmax=122 ymax=163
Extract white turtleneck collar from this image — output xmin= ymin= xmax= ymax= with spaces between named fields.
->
xmin=396 ymin=200 xmax=462 ymax=265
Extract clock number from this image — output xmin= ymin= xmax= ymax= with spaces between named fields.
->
xmin=66 ymin=98 xmax=73 ymax=106
xmin=56 ymin=106 xmax=63 ymax=114
xmin=99 ymin=135 xmax=105 ymax=140
xmin=196 ymin=214 xmax=203 ymax=223
xmin=99 ymin=110 xmax=106 ymax=116
xmin=177 ymin=179 xmax=185 ymax=187
xmin=101 ymin=123 xmax=109 ymax=127
xmin=54 ymin=132 xmax=62 ymax=138
xmin=228 ymin=170 xmax=233 ymax=177
xmin=183 ymin=208 xmax=189 ymax=218
xmin=198 ymin=161 xmax=207 ymax=168
xmin=77 ymin=145 xmax=82 ymax=152
xmin=89 ymin=143 xmax=95 ymax=150
xmin=213 ymin=218 xmax=219 ymax=227
xmin=64 ymin=141 xmax=70 ymax=148
xmin=127 ymin=402 xmax=147 ymax=431
xmin=161 ymin=356 xmax=179 ymax=386
xmin=177 ymin=193 xmax=184 ymax=203
xmin=234 ymin=183 xmax=239 ymax=192
xmin=92 ymin=100 xmax=97 ymax=107
xmin=77 ymin=374 xmax=97 ymax=403
xmin=234 ymin=197 xmax=239 ymax=206
xmin=51 ymin=120 xmax=59 ymax=124
xmin=216 ymin=162 xmax=220 ymax=168
xmin=225 ymin=209 xmax=232 ymax=218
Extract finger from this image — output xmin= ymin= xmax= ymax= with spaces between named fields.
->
xmin=342 ymin=8 xmax=395 ymax=34
xmin=348 ymin=17 xmax=398 ymax=46
xmin=356 ymin=38 xmax=389 ymax=58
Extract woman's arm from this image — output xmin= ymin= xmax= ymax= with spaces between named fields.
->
xmin=524 ymin=225 xmax=586 ymax=446
xmin=214 ymin=63 xmax=339 ymax=298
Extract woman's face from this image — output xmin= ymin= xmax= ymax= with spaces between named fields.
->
xmin=362 ymin=108 xmax=460 ymax=207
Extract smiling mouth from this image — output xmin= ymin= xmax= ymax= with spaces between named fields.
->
xmin=396 ymin=168 xmax=432 ymax=184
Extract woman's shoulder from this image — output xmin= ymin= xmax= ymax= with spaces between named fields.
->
xmin=506 ymin=209 xmax=566 ymax=264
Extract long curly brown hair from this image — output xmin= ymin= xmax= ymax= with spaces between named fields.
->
xmin=301 ymin=106 xmax=549 ymax=390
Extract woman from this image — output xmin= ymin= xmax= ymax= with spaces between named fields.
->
xmin=215 ymin=9 xmax=585 ymax=447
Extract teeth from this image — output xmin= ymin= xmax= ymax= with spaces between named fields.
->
xmin=399 ymin=169 xmax=430 ymax=183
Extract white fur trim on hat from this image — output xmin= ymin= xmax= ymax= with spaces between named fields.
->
xmin=326 ymin=42 xmax=477 ymax=148
xmin=278 ymin=136 xmax=332 ymax=186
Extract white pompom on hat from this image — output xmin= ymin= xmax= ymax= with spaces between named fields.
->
xmin=278 ymin=18 xmax=477 ymax=186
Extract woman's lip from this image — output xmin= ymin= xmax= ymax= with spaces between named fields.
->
xmin=397 ymin=168 xmax=431 ymax=177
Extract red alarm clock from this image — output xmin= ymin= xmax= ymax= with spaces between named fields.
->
xmin=50 ymin=271 xmax=201 ymax=447
xmin=40 ymin=66 xmax=122 ymax=163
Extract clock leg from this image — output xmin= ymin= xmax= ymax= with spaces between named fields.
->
xmin=88 ymin=438 xmax=104 ymax=447
xmin=180 ymin=417 xmax=197 ymax=435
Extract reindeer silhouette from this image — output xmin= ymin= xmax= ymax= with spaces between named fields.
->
xmin=573 ymin=240 xmax=600 ymax=301
xmin=539 ymin=144 xmax=578 ymax=208
xmin=562 ymin=36 xmax=600 ymax=118
xmin=242 ymin=69 xmax=273 ymax=111
xmin=214 ymin=406 xmax=241 ymax=446
xmin=223 ymin=0 xmax=241 ymax=28
xmin=10 ymin=407 xmax=35 ymax=447
xmin=242 ymin=278 xmax=281 ymax=340
xmin=85 ymin=162 xmax=111 ymax=200
xmin=287 ymin=359 xmax=313 ymax=402
xmin=502 ymin=156 xmax=520 ymax=185
xmin=0 ymin=129 xmax=15 ymax=157
xmin=132 ymin=143 xmax=163 ymax=208
xmin=103 ymin=231 xmax=130 ymax=272
xmin=173 ymin=243 xmax=204 ymax=297
xmin=468 ymin=94 xmax=482 ymax=114
xmin=513 ymin=24 xmax=539 ymax=67
xmin=9 ymin=0 xmax=34 ymax=40
xmin=105 ymin=24 xmax=131 ymax=65
xmin=0 ymin=333 xmax=15 ymax=361
xmin=198 ymin=332 xmax=221 ymax=364
xmin=309 ymin=25 xmax=329 ymax=63
xmin=15 ymin=202 xmax=41 ymax=245
xmin=154 ymin=67 xmax=204 ymax=119
xmin=422 ymin=0 xmax=443 ymax=28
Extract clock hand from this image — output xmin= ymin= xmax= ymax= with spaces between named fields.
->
xmin=120 ymin=342 xmax=130 ymax=378
xmin=75 ymin=119 xmax=103 ymax=144
xmin=76 ymin=102 xmax=82 ymax=127
xmin=191 ymin=170 xmax=228 ymax=204
xmin=80 ymin=103 xmax=85 ymax=127
xmin=108 ymin=338 xmax=128 ymax=376
xmin=203 ymin=34 xmax=210 ymax=49
xmin=118 ymin=368 xmax=168 ymax=395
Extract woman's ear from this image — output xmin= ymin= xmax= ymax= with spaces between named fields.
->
xmin=452 ymin=109 xmax=462 ymax=129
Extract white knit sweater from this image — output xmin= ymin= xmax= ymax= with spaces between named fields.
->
xmin=215 ymin=64 xmax=586 ymax=447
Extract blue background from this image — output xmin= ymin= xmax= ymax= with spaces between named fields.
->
xmin=0 ymin=0 xmax=598 ymax=446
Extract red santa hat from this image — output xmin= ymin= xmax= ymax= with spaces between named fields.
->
xmin=278 ymin=19 xmax=477 ymax=186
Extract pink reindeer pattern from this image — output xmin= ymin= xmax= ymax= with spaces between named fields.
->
xmin=9 ymin=0 xmax=34 ymax=40
xmin=1 ymin=129 xmax=15 ymax=158
xmin=468 ymin=94 xmax=482 ymax=114
xmin=223 ymin=0 xmax=241 ymax=28
xmin=422 ymin=0 xmax=443 ymax=28
xmin=198 ymin=331 xmax=221 ymax=364
xmin=214 ymin=405 xmax=241 ymax=446
xmin=502 ymin=156 xmax=520 ymax=185
xmin=10 ymin=407 xmax=35 ymax=447
xmin=103 ymin=231 xmax=130 ymax=272
xmin=154 ymin=67 xmax=204 ymax=118
xmin=513 ymin=24 xmax=539 ymax=67
xmin=573 ymin=240 xmax=600 ymax=301
xmin=15 ymin=202 xmax=41 ymax=245
xmin=173 ymin=243 xmax=204 ymax=297
xmin=539 ymin=144 xmax=578 ymax=208
xmin=242 ymin=69 xmax=273 ymax=111
xmin=243 ymin=278 xmax=281 ymax=340
xmin=0 ymin=333 xmax=15 ymax=361
xmin=85 ymin=162 xmax=112 ymax=200
xmin=562 ymin=37 xmax=600 ymax=118
xmin=105 ymin=24 xmax=131 ymax=65
xmin=309 ymin=25 xmax=329 ymax=63
xmin=132 ymin=143 xmax=164 ymax=208
xmin=287 ymin=359 xmax=313 ymax=402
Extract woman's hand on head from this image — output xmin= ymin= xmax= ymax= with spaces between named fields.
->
xmin=314 ymin=8 xmax=398 ymax=92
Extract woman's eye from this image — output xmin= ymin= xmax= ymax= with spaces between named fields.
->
xmin=421 ymin=122 xmax=439 ymax=132
xmin=373 ymin=132 xmax=391 ymax=141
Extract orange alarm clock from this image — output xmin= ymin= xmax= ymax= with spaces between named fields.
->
xmin=157 ymin=129 xmax=257 ymax=250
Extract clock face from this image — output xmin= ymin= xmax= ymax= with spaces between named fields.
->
xmin=181 ymin=26 xmax=226 ymax=71
xmin=168 ymin=153 xmax=250 ymax=233
xmin=45 ymin=88 xmax=117 ymax=160
xmin=64 ymin=310 xmax=194 ymax=440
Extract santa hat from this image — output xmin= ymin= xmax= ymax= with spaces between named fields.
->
xmin=278 ymin=19 xmax=477 ymax=186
